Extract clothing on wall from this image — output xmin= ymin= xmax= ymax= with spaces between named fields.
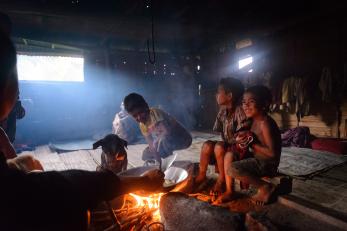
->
xmin=279 ymin=76 xmax=309 ymax=117
xmin=319 ymin=67 xmax=333 ymax=103
xmin=343 ymin=64 xmax=347 ymax=94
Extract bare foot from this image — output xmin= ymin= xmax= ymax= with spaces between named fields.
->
xmin=212 ymin=192 xmax=236 ymax=205
xmin=251 ymin=183 xmax=276 ymax=205
xmin=194 ymin=174 xmax=206 ymax=185
xmin=212 ymin=179 xmax=225 ymax=194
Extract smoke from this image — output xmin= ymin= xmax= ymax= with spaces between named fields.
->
xmin=16 ymin=53 xmax=198 ymax=145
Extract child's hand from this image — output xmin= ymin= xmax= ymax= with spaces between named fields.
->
xmin=235 ymin=131 xmax=254 ymax=149
xmin=235 ymin=131 xmax=251 ymax=143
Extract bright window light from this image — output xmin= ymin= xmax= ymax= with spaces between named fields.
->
xmin=17 ymin=55 xmax=84 ymax=82
xmin=238 ymin=56 xmax=253 ymax=69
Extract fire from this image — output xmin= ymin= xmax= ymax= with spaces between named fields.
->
xmin=129 ymin=193 xmax=164 ymax=220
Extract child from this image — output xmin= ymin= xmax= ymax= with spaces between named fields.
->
xmin=124 ymin=93 xmax=192 ymax=165
xmin=224 ymin=85 xmax=281 ymax=205
xmin=195 ymin=77 xmax=246 ymax=194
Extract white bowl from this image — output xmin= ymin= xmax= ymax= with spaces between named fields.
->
xmin=164 ymin=166 xmax=188 ymax=186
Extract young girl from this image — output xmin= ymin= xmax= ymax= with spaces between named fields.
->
xmin=224 ymin=85 xmax=282 ymax=205
xmin=195 ymin=77 xmax=246 ymax=194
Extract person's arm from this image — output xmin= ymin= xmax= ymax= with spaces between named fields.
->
xmin=118 ymin=169 xmax=165 ymax=194
xmin=144 ymin=134 xmax=162 ymax=165
xmin=213 ymin=111 xmax=222 ymax=132
xmin=142 ymin=123 xmax=160 ymax=164
xmin=144 ymin=134 xmax=155 ymax=151
xmin=55 ymin=168 xmax=164 ymax=208
xmin=0 ymin=127 xmax=17 ymax=159
xmin=251 ymin=121 xmax=277 ymax=159
xmin=213 ymin=110 xmax=225 ymax=141
xmin=140 ymin=121 xmax=156 ymax=152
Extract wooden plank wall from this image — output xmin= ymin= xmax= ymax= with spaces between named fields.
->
xmin=340 ymin=101 xmax=347 ymax=138
xmin=270 ymin=99 xmax=347 ymax=138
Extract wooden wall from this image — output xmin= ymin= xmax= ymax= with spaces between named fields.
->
xmin=270 ymin=99 xmax=347 ymax=138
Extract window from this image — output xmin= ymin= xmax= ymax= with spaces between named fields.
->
xmin=238 ymin=56 xmax=253 ymax=69
xmin=17 ymin=55 xmax=84 ymax=82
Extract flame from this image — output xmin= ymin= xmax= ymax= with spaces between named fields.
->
xmin=129 ymin=193 xmax=164 ymax=220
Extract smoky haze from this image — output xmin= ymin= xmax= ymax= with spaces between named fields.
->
xmin=15 ymin=53 xmax=199 ymax=146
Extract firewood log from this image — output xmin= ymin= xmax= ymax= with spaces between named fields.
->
xmin=118 ymin=208 xmax=143 ymax=220
xmin=121 ymin=211 xmax=146 ymax=225
xmin=121 ymin=216 xmax=144 ymax=230
xmin=121 ymin=208 xmax=157 ymax=225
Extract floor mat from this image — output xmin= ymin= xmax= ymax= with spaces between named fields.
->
xmin=49 ymin=139 xmax=95 ymax=152
xmin=278 ymin=147 xmax=347 ymax=178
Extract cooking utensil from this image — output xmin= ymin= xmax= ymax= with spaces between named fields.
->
xmin=160 ymin=153 xmax=177 ymax=172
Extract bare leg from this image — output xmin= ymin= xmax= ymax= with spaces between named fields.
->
xmin=230 ymin=166 xmax=275 ymax=204
xmin=213 ymin=152 xmax=236 ymax=204
xmin=195 ymin=141 xmax=214 ymax=184
xmin=224 ymin=152 xmax=235 ymax=195
xmin=212 ymin=142 xmax=226 ymax=193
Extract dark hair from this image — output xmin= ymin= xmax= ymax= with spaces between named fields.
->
xmin=219 ymin=77 xmax=244 ymax=104
xmin=123 ymin=93 xmax=149 ymax=113
xmin=245 ymin=85 xmax=272 ymax=112
xmin=0 ymin=12 xmax=12 ymax=35
xmin=0 ymin=31 xmax=17 ymax=87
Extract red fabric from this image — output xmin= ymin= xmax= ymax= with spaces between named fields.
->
xmin=311 ymin=138 xmax=347 ymax=155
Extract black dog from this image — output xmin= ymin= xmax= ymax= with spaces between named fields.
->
xmin=93 ymin=134 xmax=128 ymax=174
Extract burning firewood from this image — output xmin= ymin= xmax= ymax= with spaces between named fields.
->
xmin=133 ymin=214 xmax=152 ymax=231
xmin=117 ymin=209 xmax=141 ymax=219
xmin=120 ymin=208 xmax=157 ymax=225
xmin=134 ymin=221 xmax=146 ymax=231
xmin=120 ymin=210 xmax=156 ymax=230
xmin=92 ymin=192 xmax=165 ymax=231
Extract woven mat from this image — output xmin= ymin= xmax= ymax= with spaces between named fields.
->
xmin=278 ymin=147 xmax=347 ymax=178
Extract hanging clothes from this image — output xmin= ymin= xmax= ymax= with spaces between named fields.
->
xmin=281 ymin=76 xmax=302 ymax=112
xmin=343 ymin=64 xmax=347 ymax=94
xmin=298 ymin=75 xmax=312 ymax=118
xmin=269 ymin=80 xmax=283 ymax=112
xmin=279 ymin=75 xmax=311 ymax=120
xmin=319 ymin=67 xmax=333 ymax=103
